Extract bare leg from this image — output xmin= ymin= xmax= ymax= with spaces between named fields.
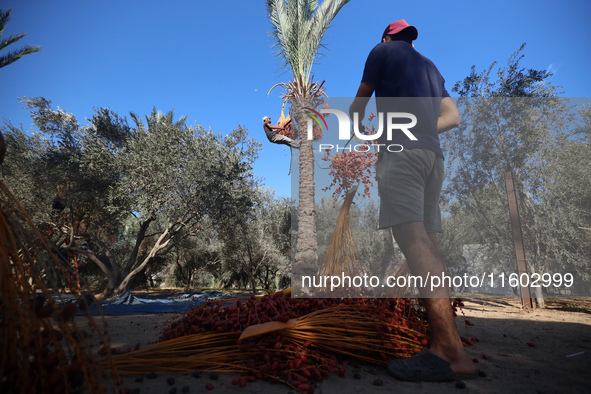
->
xmin=391 ymin=221 xmax=475 ymax=375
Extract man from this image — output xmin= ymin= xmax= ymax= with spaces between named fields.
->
xmin=350 ymin=20 xmax=477 ymax=381
xmin=262 ymin=116 xmax=300 ymax=149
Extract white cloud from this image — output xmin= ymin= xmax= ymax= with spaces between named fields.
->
xmin=547 ymin=63 xmax=561 ymax=76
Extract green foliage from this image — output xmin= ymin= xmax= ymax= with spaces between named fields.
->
xmin=170 ymin=223 xmax=221 ymax=290
xmin=2 ymin=98 xmax=128 ymax=235
xmin=452 ymin=44 xmax=558 ymax=98
xmin=122 ymin=108 xmax=260 ymax=228
xmin=0 ymin=98 xmax=289 ymax=296
xmin=266 ymin=0 xmax=351 ymax=83
xmin=219 ymin=188 xmax=293 ymax=292
xmin=441 ymin=45 xmax=591 ymax=293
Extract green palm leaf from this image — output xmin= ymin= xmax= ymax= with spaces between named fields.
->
xmin=266 ymin=0 xmax=350 ymax=89
xmin=0 ymin=9 xmax=42 ymax=69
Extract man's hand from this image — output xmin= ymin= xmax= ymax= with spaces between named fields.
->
xmin=350 ymin=82 xmax=375 ymax=133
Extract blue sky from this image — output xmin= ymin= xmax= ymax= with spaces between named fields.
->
xmin=2 ymin=0 xmax=590 ymax=198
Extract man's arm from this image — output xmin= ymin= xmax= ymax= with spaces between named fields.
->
xmin=437 ymin=97 xmax=460 ymax=134
xmin=349 ymin=82 xmax=375 ymax=132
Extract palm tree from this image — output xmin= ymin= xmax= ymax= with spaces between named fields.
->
xmin=130 ymin=107 xmax=188 ymax=132
xmin=266 ymin=0 xmax=351 ymax=286
xmin=0 ymin=9 xmax=42 ymax=69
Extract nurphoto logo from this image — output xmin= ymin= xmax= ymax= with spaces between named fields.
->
xmin=306 ymin=107 xmax=418 ymax=153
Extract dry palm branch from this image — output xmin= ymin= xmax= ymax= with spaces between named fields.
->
xmin=317 ymin=184 xmax=410 ymax=298
xmin=318 ymin=184 xmax=365 ymax=280
xmin=0 ymin=180 xmax=122 ymax=393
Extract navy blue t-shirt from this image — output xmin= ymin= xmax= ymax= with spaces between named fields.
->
xmin=361 ymin=41 xmax=449 ymax=158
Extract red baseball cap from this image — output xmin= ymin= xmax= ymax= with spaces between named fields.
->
xmin=382 ymin=19 xmax=418 ymax=40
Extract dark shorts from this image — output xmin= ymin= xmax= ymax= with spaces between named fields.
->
xmin=376 ymin=148 xmax=444 ymax=232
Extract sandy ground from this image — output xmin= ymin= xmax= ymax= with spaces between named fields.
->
xmin=77 ymin=296 xmax=591 ymax=394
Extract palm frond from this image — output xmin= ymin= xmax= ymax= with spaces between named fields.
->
xmin=0 ymin=8 xmax=12 ymax=36
xmin=0 ymin=32 xmax=26 ymax=51
xmin=268 ymin=75 xmax=328 ymax=111
xmin=266 ymin=0 xmax=351 ymax=89
xmin=0 ymin=8 xmax=42 ymax=69
xmin=0 ymin=44 xmax=41 ymax=69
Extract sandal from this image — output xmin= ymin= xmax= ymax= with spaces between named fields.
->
xmin=387 ymin=348 xmax=479 ymax=382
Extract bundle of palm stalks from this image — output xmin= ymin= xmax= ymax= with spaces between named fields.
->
xmin=107 ymin=290 xmax=428 ymax=392
xmin=318 ymin=184 xmax=365 ymax=281
xmin=316 ymin=184 xmax=411 ymax=298
xmin=0 ymin=180 xmax=122 ymax=393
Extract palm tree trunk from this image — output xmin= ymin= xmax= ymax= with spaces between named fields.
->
xmin=293 ymin=103 xmax=318 ymax=286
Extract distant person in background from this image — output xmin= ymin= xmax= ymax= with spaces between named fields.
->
xmin=263 ymin=116 xmax=299 ymax=149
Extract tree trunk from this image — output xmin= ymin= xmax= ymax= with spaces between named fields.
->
xmin=534 ymin=285 xmax=545 ymax=308
xmin=115 ymin=229 xmax=172 ymax=293
xmin=293 ymin=102 xmax=318 ymax=289
xmin=122 ymin=216 xmax=155 ymax=277
xmin=68 ymin=245 xmax=118 ymax=301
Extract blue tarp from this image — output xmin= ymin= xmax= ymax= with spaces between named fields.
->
xmin=74 ymin=290 xmax=232 ymax=316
